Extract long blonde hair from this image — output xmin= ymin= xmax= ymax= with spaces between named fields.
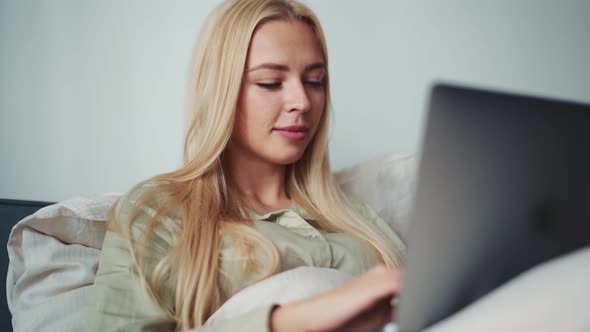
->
xmin=107 ymin=0 xmax=403 ymax=329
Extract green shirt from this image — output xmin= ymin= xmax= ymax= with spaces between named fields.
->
xmin=88 ymin=182 xmax=405 ymax=331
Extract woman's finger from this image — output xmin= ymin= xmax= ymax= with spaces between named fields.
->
xmin=337 ymin=296 xmax=395 ymax=332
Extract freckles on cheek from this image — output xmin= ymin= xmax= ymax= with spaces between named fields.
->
xmin=241 ymin=87 xmax=263 ymax=112
xmin=240 ymin=91 xmax=277 ymax=137
xmin=250 ymin=92 xmax=280 ymax=121
xmin=315 ymin=91 xmax=326 ymax=106
xmin=252 ymin=87 xmax=278 ymax=106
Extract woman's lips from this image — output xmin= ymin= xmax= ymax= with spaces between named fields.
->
xmin=273 ymin=129 xmax=306 ymax=141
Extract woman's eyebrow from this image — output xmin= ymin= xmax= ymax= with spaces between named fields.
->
xmin=247 ymin=62 xmax=325 ymax=72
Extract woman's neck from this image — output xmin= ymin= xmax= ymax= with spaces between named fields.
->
xmin=224 ymin=147 xmax=291 ymax=211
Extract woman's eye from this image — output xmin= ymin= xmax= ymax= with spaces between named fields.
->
xmin=305 ymin=80 xmax=323 ymax=87
xmin=256 ymin=82 xmax=281 ymax=90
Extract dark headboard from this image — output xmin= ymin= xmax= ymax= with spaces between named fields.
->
xmin=0 ymin=198 xmax=56 ymax=332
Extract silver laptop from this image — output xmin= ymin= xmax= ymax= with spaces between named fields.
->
xmin=395 ymin=83 xmax=590 ymax=332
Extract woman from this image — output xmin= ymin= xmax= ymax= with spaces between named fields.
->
xmin=89 ymin=0 xmax=405 ymax=331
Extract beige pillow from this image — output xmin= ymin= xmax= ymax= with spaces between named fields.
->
xmin=335 ymin=153 xmax=417 ymax=240
xmin=424 ymin=246 xmax=590 ymax=332
xmin=205 ymin=266 xmax=354 ymax=326
xmin=6 ymin=194 xmax=119 ymax=332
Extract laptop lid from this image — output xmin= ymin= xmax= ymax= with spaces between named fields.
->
xmin=396 ymin=83 xmax=590 ymax=332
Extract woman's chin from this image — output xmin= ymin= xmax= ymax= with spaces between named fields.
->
xmin=270 ymin=150 xmax=305 ymax=165
xmin=274 ymin=155 xmax=303 ymax=165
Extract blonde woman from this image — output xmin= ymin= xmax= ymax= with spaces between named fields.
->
xmin=89 ymin=0 xmax=405 ymax=331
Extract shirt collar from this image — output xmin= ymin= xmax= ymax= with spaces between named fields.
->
xmin=246 ymin=201 xmax=315 ymax=222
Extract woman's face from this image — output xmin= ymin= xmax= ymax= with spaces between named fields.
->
xmin=231 ymin=19 xmax=326 ymax=165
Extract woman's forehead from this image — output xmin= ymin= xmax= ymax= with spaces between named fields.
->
xmin=246 ymin=19 xmax=324 ymax=69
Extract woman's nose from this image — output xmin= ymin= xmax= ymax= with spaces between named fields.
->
xmin=285 ymin=81 xmax=311 ymax=112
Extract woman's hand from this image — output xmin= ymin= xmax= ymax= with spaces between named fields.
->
xmin=270 ymin=264 xmax=403 ymax=332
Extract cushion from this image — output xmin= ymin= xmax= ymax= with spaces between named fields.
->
xmin=204 ymin=266 xmax=354 ymax=326
xmin=6 ymin=194 xmax=119 ymax=332
xmin=423 ymin=246 xmax=590 ymax=332
xmin=334 ymin=153 xmax=417 ymax=240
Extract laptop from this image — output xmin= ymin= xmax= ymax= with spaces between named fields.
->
xmin=394 ymin=83 xmax=590 ymax=332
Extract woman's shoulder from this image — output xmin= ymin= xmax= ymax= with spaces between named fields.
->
xmin=110 ymin=178 xmax=181 ymax=241
xmin=342 ymin=193 xmax=380 ymax=227
xmin=118 ymin=178 xmax=170 ymax=206
xmin=343 ymin=193 xmax=407 ymax=253
xmin=343 ymin=193 xmax=370 ymax=214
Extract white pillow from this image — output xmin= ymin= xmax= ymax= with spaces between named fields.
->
xmin=6 ymin=194 xmax=120 ymax=332
xmin=334 ymin=153 xmax=418 ymax=240
xmin=205 ymin=266 xmax=354 ymax=327
xmin=424 ymin=246 xmax=590 ymax=332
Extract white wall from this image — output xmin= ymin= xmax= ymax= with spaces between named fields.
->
xmin=1 ymin=0 xmax=589 ymax=202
